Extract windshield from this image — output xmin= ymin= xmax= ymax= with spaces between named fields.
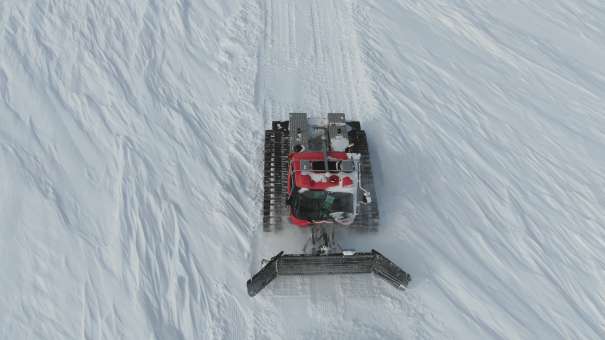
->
xmin=290 ymin=190 xmax=354 ymax=221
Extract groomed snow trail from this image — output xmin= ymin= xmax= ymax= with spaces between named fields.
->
xmin=254 ymin=0 xmax=376 ymax=120
xmin=1 ymin=0 xmax=605 ymax=339
xmin=247 ymin=1 xmax=433 ymax=339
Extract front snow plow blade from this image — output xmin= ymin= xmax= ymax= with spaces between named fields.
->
xmin=247 ymin=250 xmax=410 ymax=297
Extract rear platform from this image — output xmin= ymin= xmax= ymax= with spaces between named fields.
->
xmin=247 ymin=250 xmax=411 ymax=297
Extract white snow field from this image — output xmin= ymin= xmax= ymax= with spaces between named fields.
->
xmin=1 ymin=0 xmax=605 ymax=339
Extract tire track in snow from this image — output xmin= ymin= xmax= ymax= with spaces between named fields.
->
xmin=254 ymin=0 xmax=375 ymax=122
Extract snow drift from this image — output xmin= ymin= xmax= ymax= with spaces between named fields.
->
xmin=1 ymin=0 xmax=605 ymax=339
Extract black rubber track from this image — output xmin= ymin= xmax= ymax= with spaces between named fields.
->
xmin=262 ymin=124 xmax=290 ymax=231
xmin=348 ymin=128 xmax=380 ymax=231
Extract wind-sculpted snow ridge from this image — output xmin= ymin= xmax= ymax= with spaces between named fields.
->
xmin=0 ymin=1 xmax=257 ymax=339
xmin=1 ymin=0 xmax=605 ymax=339
xmin=355 ymin=1 xmax=605 ymax=339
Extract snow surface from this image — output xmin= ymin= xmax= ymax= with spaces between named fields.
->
xmin=1 ymin=0 xmax=605 ymax=339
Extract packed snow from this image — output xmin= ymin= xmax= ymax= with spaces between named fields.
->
xmin=1 ymin=0 xmax=605 ymax=339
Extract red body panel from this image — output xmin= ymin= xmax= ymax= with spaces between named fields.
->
xmin=295 ymin=175 xmax=339 ymax=190
xmin=290 ymin=151 xmax=348 ymax=189
xmin=341 ymin=176 xmax=353 ymax=187
xmin=288 ymin=214 xmax=311 ymax=226
xmin=287 ymin=151 xmax=352 ymax=227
